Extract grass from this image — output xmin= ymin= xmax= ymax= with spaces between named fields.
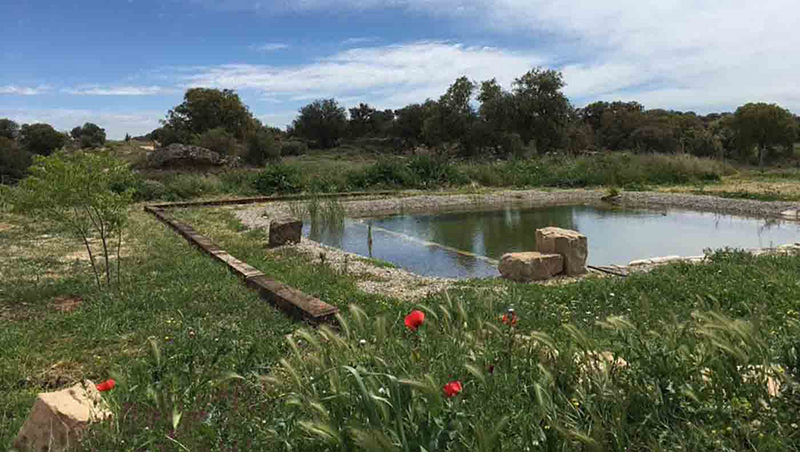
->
xmin=4 ymin=195 xmax=800 ymax=450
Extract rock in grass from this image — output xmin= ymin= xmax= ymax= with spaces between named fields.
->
xmin=499 ymin=252 xmax=563 ymax=282
xmin=535 ymin=227 xmax=588 ymax=276
xmin=269 ymin=217 xmax=302 ymax=247
xmin=14 ymin=380 xmax=112 ymax=452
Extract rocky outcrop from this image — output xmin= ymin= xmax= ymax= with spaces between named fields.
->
xmin=146 ymin=143 xmax=233 ymax=168
xmin=14 ymin=380 xmax=112 ymax=452
xmin=498 ymin=252 xmax=563 ymax=282
xmin=269 ymin=217 xmax=302 ymax=247
xmin=535 ymin=227 xmax=588 ymax=276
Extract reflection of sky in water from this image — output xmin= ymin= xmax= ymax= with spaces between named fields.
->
xmin=304 ymin=206 xmax=800 ymax=279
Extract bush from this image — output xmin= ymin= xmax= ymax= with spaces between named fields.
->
xmin=407 ymin=155 xmax=467 ymax=187
xmin=20 ymin=123 xmax=67 ymax=156
xmin=280 ymin=140 xmax=309 ymax=156
xmin=195 ymin=127 xmax=238 ymax=156
xmin=0 ymin=137 xmax=33 ymax=183
xmin=253 ymin=164 xmax=303 ymax=194
xmin=498 ymin=132 xmax=525 ymax=157
xmin=347 ymin=159 xmax=417 ymax=189
xmin=70 ymin=122 xmax=107 ymax=148
xmin=245 ymin=129 xmax=279 ymax=165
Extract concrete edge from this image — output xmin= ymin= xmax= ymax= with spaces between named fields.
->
xmin=145 ymin=190 xmax=400 ymax=210
xmin=144 ymin=205 xmax=338 ymax=325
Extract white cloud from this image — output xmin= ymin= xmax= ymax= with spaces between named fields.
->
xmin=249 ymin=43 xmax=290 ymax=52
xmin=0 ymin=85 xmax=51 ymax=96
xmin=185 ymin=0 xmax=800 ymax=113
xmin=62 ymin=85 xmax=174 ymax=96
xmin=341 ymin=37 xmax=380 ymax=46
xmin=0 ymin=108 xmax=162 ymax=139
xmin=181 ymin=41 xmax=543 ymax=109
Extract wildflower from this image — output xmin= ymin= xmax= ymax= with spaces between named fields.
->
xmin=359 ymin=339 xmax=367 ymax=346
xmin=502 ymin=308 xmax=517 ymax=326
xmin=487 ymin=365 xmax=495 ymax=374
xmin=443 ymin=381 xmax=462 ymax=398
xmin=96 ymin=379 xmax=116 ymax=392
xmin=405 ymin=310 xmax=425 ymax=331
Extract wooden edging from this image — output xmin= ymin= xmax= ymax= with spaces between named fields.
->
xmin=144 ymin=205 xmax=339 ymax=325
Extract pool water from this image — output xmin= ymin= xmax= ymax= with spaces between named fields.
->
xmin=303 ymin=205 xmax=800 ymax=279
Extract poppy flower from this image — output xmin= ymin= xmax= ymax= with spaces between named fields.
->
xmin=502 ymin=309 xmax=517 ymax=326
xmin=96 ymin=379 xmax=116 ymax=392
xmin=443 ymin=380 xmax=463 ymax=398
xmin=405 ymin=310 xmax=425 ymax=330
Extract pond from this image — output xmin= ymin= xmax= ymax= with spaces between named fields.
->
xmin=304 ymin=205 xmax=800 ymax=279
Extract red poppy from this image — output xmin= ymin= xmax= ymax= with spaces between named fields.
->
xmin=96 ymin=379 xmax=116 ymax=392
xmin=502 ymin=311 xmax=517 ymax=326
xmin=443 ymin=380 xmax=462 ymax=398
xmin=404 ymin=310 xmax=425 ymax=330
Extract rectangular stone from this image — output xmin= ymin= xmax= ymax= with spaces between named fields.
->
xmin=535 ymin=227 xmax=588 ymax=276
xmin=499 ymin=252 xmax=563 ymax=282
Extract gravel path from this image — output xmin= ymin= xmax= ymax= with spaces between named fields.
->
xmin=234 ymin=189 xmax=800 ymax=299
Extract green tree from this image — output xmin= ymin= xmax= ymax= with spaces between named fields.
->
xmin=0 ymin=137 xmax=32 ymax=183
xmin=165 ymin=88 xmax=258 ymax=140
xmin=20 ymin=123 xmax=67 ymax=156
xmin=292 ymin=99 xmax=348 ymax=149
xmin=422 ymin=76 xmax=477 ymax=153
xmin=12 ymin=152 xmax=135 ymax=288
xmin=245 ymin=127 xmax=279 ymax=165
xmin=478 ymin=78 xmax=516 ymax=154
xmin=393 ymin=103 xmax=431 ymax=145
xmin=730 ymin=102 xmax=798 ymax=165
xmin=70 ymin=122 xmax=107 ymax=148
xmin=348 ymin=103 xmax=378 ymax=139
xmin=511 ymin=68 xmax=572 ymax=152
xmin=195 ymin=127 xmax=238 ymax=155
xmin=0 ymin=118 xmax=20 ymax=140
xmin=580 ymin=101 xmax=645 ymax=150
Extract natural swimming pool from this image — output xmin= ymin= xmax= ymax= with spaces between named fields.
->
xmin=303 ymin=205 xmax=800 ymax=279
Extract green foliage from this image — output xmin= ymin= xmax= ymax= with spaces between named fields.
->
xmin=280 ymin=139 xmax=309 ymax=156
xmin=19 ymin=123 xmax=67 ymax=156
xmin=511 ymin=68 xmax=572 ymax=151
xmin=10 ymin=151 xmax=135 ymax=288
xmin=0 ymin=118 xmax=20 ymax=140
xmin=70 ymin=122 xmax=107 ymax=149
xmin=253 ymin=164 xmax=303 ymax=194
xmin=165 ymin=88 xmax=259 ymax=140
xmin=245 ymin=128 xmax=280 ymax=165
xmin=0 ymin=136 xmax=33 ymax=183
xmin=151 ymin=124 xmax=194 ymax=146
xmin=195 ymin=126 xmax=238 ymax=156
xmin=731 ymin=102 xmax=798 ymax=166
xmin=292 ymin=99 xmax=348 ymax=149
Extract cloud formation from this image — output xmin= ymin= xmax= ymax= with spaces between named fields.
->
xmin=1 ymin=108 xmax=162 ymax=139
xmin=0 ymin=85 xmax=51 ymax=96
xmin=249 ymin=43 xmax=290 ymax=52
xmin=62 ymin=85 xmax=174 ymax=96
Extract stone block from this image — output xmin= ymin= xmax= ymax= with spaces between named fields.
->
xmin=535 ymin=227 xmax=588 ymax=276
xmin=14 ymin=380 xmax=111 ymax=452
xmin=498 ymin=252 xmax=563 ymax=282
xmin=269 ymin=217 xmax=302 ymax=247
xmin=247 ymin=275 xmax=338 ymax=323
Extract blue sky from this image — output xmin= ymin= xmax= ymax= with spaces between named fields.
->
xmin=2 ymin=0 xmax=798 ymax=139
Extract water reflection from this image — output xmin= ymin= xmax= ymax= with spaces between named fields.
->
xmin=304 ymin=205 xmax=800 ymax=279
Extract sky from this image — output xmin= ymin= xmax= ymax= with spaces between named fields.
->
xmin=1 ymin=0 xmax=799 ymax=139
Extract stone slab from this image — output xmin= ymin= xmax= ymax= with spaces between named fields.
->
xmin=247 ymin=275 xmax=338 ymax=323
xmin=535 ymin=227 xmax=588 ymax=276
xmin=499 ymin=252 xmax=563 ymax=282
xmin=269 ymin=217 xmax=302 ymax=247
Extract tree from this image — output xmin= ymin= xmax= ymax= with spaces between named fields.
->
xmin=0 ymin=118 xmax=20 ymax=140
xmin=422 ymin=76 xmax=477 ymax=153
xmin=478 ymin=78 xmax=516 ymax=154
xmin=165 ymin=88 xmax=258 ymax=140
xmin=0 ymin=137 xmax=32 ymax=183
xmin=393 ymin=103 xmax=430 ymax=145
xmin=245 ymin=127 xmax=279 ymax=165
xmin=195 ymin=127 xmax=238 ymax=155
xmin=292 ymin=99 xmax=348 ymax=149
xmin=12 ymin=152 xmax=135 ymax=288
xmin=580 ymin=101 xmax=644 ymax=150
xmin=511 ymin=68 xmax=572 ymax=152
xmin=70 ymin=122 xmax=107 ymax=148
xmin=348 ymin=103 xmax=378 ymax=139
xmin=730 ymin=103 xmax=798 ymax=165
xmin=20 ymin=123 xmax=67 ymax=156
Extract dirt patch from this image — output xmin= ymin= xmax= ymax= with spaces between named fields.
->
xmin=53 ymin=296 xmax=83 ymax=313
xmin=17 ymin=360 xmax=86 ymax=391
xmin=0 ymin=222 xmax=13 ymax=232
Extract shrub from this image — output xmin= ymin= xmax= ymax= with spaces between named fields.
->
xmin=20 ymin=123 xmax=67 ymax=156
xmin=245 ymin=129 xmax=279 ymax=165
xmin=407 ymin=154 xmax=467 ymax=187
xmin=280 ymin=139 xmax=309 ymax=156
xmin=253 ymin=164 xmax=303 ymax=194
xmin=347 ymin=158 xmax=416 ymax=189
xmin=498 ymin=132 xmax=525 ymax=157
xmin=70 ymin=122 xmax=107 ymax=148
xmin=195 ymin=127 xmax=238 ymax=156
xmin=0 ymin=137 xmax=33 ymax=183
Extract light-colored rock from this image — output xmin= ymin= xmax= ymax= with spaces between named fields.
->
xmin=575 ymin=351 xmax=629 ymax=381
xmin=649 ymin=255 xmax=682 ymax=264
xmin=499 ymin=252 xmax=563 ymax=282
xmin=535 ymin=227 xmax=588 ymax=276
xmin=14 ymin=380 xmax=112 ymax=452
xmin=269 ymin=217 xmax=302 ymax=247
xmin=781 ymin=209 xmax=799 ymax=220
xmin=146 ymin=143 xmax=237 ymax=168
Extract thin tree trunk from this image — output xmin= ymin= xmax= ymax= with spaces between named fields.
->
xmin=72 ymin=207 xmax=102 ymax=288
xmin=116 ymin=225 xmax=123 ymax=290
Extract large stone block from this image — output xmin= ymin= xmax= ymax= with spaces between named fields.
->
xmin=14 ymin=380 xmax=112 ymax=452
xmin=535 ymin=227 xmax=588 ymax=276
xmin=498 ymin=252 xmax=563 ymax=282
xmin=268 ymin=217 xmax=302 ymax=247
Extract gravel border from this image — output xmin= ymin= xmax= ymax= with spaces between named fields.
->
xmin=234 ymin=189 xmax=800 ymax=299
